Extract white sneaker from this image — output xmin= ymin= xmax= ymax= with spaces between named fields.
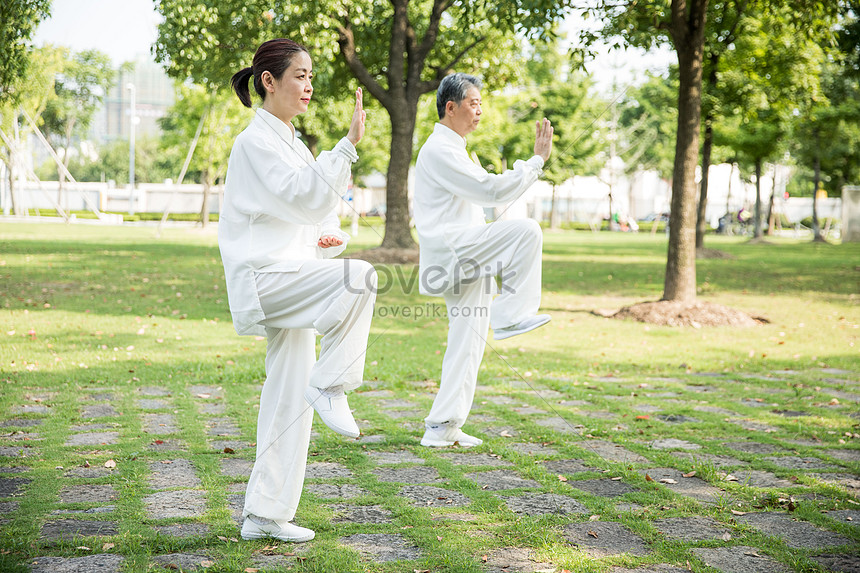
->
xmin=493 ymin=314 xmax=551 ymax=340
xmin=241 ymin=515 xmax=314 ymax=542
xmin=420 ymin=426 xmax=483 ymax=447
xmin=304 ymin=386 xmax=360 ymax=438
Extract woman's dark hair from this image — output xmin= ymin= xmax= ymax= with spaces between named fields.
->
xmin=230 ymin=39 xmax=309 ymax=108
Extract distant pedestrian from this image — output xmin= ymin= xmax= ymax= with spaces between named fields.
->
xmin=220 ymin=38 xmax=376 ymax=542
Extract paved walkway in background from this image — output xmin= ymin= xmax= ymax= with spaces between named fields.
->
xmin=2 ymin=369 xmax=859 ymax=572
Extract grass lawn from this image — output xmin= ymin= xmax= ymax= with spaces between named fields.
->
xmin=0 ymin=221 xmax=858 ymax=573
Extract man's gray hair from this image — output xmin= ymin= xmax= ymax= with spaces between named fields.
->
xmin=436 ymin=73 xmax=482 ymax=119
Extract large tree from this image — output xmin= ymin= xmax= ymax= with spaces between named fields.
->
xmin=40 ymin=48 xmax=116 ymax=212
xmin=582 ymin=0 xmax=838 ymax=305
xmin=0 ymin=0 xmax=51 ymax=105
xmin=154 ymin=0 xmax=572 ymax=249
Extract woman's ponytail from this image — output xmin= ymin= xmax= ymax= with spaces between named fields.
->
xmin=230 ymin=67 xmax=255 ymax=108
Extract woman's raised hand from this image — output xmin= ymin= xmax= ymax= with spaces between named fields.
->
xmin=533 ymin=117 xmax=553 ymax=162
xmin=346 ymin=88 xmax=365 ymax=146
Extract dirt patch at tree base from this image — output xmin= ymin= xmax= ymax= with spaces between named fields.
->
xmin=605 ymin=300 xmax=768 ymax=327
xmin=348 ymin=248 xmax=420 ymax=265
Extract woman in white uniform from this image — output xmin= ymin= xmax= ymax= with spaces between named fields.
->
xmin=221 ymin=38 xmax=377 ymax=542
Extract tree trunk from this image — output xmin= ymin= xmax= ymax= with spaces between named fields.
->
xmin=6 ymin=156 xmax=18 ymax=216
xmin=380 ymin=102 xmax=418 ymax=249
xmin=664 ymin=0 xmax=709 ymax=303
xmin=753 ymin=158 xmax=763 ymax=238
xmin=199 ymin=168 xmax=211 ymax=229
xmin=550 ymin=184 xmax=559 ymax=230
xmin=696 ymin=119 xmax=713 ymax=248
xmin=766 ymin=166 xmax=777 ymax=235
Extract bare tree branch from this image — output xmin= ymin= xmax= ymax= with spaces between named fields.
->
xmin=336 ymin=20 xmax=392 ymax=109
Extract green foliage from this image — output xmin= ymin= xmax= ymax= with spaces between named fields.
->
xmin=618 ymin=73 xmax=679 ymax=179
xmin=0 ymin=0 xmax=51 ymax=104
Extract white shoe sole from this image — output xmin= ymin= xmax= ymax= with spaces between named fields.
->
xmin=241 ymin=523 xmax=315 ymax=542
xmin=493 ymin=315 xmax=551 ymax=340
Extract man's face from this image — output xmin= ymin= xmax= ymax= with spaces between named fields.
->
xmin=447 ymin=86 xmax=482 ymax=136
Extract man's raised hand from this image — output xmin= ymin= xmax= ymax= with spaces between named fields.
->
xmin=534 ymin=117 xmax=553 ymax=162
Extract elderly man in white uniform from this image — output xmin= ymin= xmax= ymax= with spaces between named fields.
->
xmin=220 ymin=39 xmax=376 ymax=543
xmin=413 ymin=73 xmax=553 ymax=448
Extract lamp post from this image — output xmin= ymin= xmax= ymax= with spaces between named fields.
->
xmin=127 ymin=82 xmax=136 ymax=215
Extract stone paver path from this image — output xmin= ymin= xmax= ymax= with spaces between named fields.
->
xmin=2 ymin=367 xmax=858 ymax=572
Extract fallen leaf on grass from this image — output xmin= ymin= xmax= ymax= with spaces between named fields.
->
xmin=481 ymin=555 xmax=488 ymax=563
xmin=102 ymin=543 xmax=114 ymax=550
xmin=724 ymin=474 xmax=738 ymax=481
xmin=587 ymin=530 xmax=599 ymax=538
xmin=644 ymin=474 xmax=654 ymax=482
xmin=659 ymin=478 xmax=678 ymax=484
xmin=244 ymin=569 xmax=260 ymax=573
xmin=200 ymin=560 xmax=214 ymax=568
xmin=499 ymin=431 xmax=513 ymax=438
xmin=721 ymin=532 xmax=732 ymax=541
xmin=223 ymin=447 xmax=235 ymax=454
xmin=730 ymin=509 xmax=747 ymax=515
xmin=104 ymin=460 xmax=116 ymax=468
xmin=682 ymin=471 xmax=697 ymax=478
xmin=196 ymin=393 xmax=211 ymax=399
xmin=610 ymin=476 xmax=622 ymax=481
xmin=589 ymin=515 xmax=600 ymax=521
xmin=76 ymin=546 xmax=91 ymax=551
xmin=557 ymin=474 xmax=568 ymax=482
xmin=635 ymin=415 xmax=650 ymax=420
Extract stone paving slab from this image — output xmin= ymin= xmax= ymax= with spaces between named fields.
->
xmin=305 ymin=462 xmax=353 ymax=479
xmin=148 ymin=459 xmax=201 ymax=489
xmin=40 ymin=519 xmax=119 ymax=539
xmin=1 ymin=419 xmax=43 ymax=427
xmin=143 ymin=490 xmax=207 ymax=519
xmin=649 ymin=438 xmax=701 ymax=450
xmin=577 ymin=440 xmax=650 ymax=464
xmin=639 ymin=468 xmax=726 ymax=504
xmin=822 ymin=449 xmax=860 ymax=462
xmin=137 ymin=399 xmax=171 ymax=409
xmin=51 ymin=506 xmax=115 ymax=515
xmin=506 ymin=442 xmax=560 ymax=457
xmin=205 ymin=417 xmax=241 ymax=436
xmin=566 ymin=478 xmax=638 ymax=498
xmin=763 ymin=456 xmax=836 ymax=470
xmin=153 ymin=523 xmax=211 ymax=538
xmin=482 ymin=547 xmax=556 ymax=573
xmin=563 ymin=521 xmax=650 ymax=557
xmin=691 ymin=546 xmax=790 ymax=573
xmin=29 ymin=554 xmax=125 ymax=573
xmin=151 ymin=553 xmax=213 ymax=571
xmin=653 ymin=516 xmax=732 ymax=541
xmin=541 ymin=459 xmax=596 ymax=475
xmin=502 ymin=492 xmax=589 ymax=516
xmin=329 ymin=503 xmax=394 ymax=523
xmin=399 ymin=485 xmax=470 ymax=507
xmin=671 ymin=452 xmax=748 ymax=468
xmin=811 ymin=473 xmax=860 ymax=491
xmin=81 ymin=404 xmax=120 ymax=418
xmin=812 ymin=553 xmax=860 ymax=573
xmin=58 ymin=484 xmax=118 ymax=504
xmin=727 ymin=470 xmax=795 ymax=489
xmin=146 ymin=438 xmax=187 ymax=452
xmin=65 ymin=432 xmax=119 ymax=446
xmin=366 ymin=450 xmax=424 ymax=464
xmin=724 ymin=441 xmax=786 ymax=455
xmin=735 ymin=511 xmax=852 ymax=548
xmin=372 ymin=466 xmax=441 ymax=483
xmin=610 ymin=566 xmax=688 ymax=573
xmin=142 ymin=413 xmax=179 ymax=435
xmin=823 ymin=509 xmax=860 ymax=526
xmin=305 ymin=483 xmax=367 ymax=499
xmin=438 ymin=452 xmax=513 ymax=467
xmin=220 ymin=457 xmax=253 ymax=478
xmin=0 ymin=476 xmax=31 ymax=497
xmin=340 ymin=533 xmax=422 ymax=562
xmin=466 ymin=470 xmax=540 ymax=490
xmin=189 ymin=385 xmax=223 ymax=399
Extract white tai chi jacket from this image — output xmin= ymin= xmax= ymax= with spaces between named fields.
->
xmin=219 ymin=109 xmax=357 ymax=336
xmin=413 ymin=123 xmax=544 ymax=295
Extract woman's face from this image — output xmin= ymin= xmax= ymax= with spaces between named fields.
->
xmin=264 ymin=51 xmax=313 ymax=120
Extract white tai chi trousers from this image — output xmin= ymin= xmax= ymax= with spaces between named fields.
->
xmin=425 ymin=219 xmax=543 ymax=429
xmin=243 ymin=258 xmax=376 ymax=523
